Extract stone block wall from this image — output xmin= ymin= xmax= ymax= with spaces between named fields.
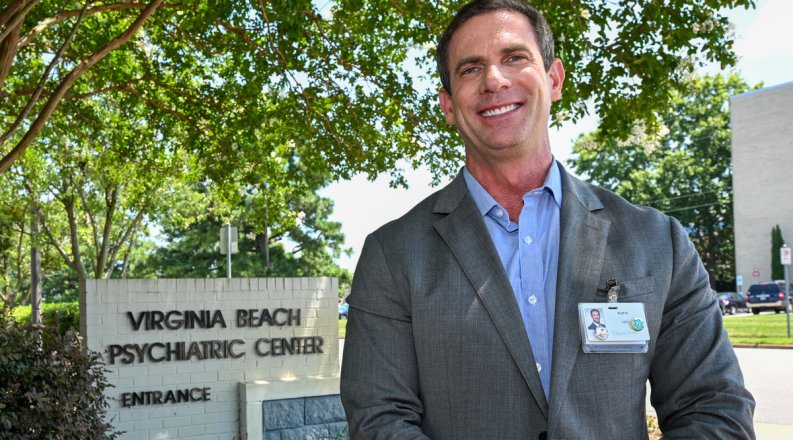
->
xmin=263 ymin=395 xmax=348 ymax=440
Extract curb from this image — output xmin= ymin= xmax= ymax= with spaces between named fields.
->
xmin=732 ymin=343 xmax=793 ymax=349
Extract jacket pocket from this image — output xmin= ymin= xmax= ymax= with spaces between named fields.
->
xmin=617 ymin=275 xmax=655 ymax=299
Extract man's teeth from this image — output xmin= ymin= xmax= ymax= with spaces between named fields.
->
xmin=481 ymin=104 xmax=519 ymax=117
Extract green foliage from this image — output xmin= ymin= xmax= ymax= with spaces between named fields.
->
xmin=134 ymin=183 xmax=353 ymax=296
xmin=1 ymin=0 xmax=757 ymax=181
xmin=569 ymin=74 xmax=756 ymax=285
xmin=0 ymin=307 xmax=121 ymax=439
xmin=771 ymin=225 xmax=785 ymax=280
xmin=12 ymin=301 xmax=79 ymax=336
xmin=0 ymin=0 xmax=757 ymax=302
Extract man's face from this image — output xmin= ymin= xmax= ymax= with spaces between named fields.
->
xmin=438 ymin=10 xmax=564 ymax=165
xmin=591 ymin=310 xmax=601 ymax=323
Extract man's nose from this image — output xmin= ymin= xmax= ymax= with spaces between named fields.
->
xmin=482 ymin=64 xmax=511 ymax=93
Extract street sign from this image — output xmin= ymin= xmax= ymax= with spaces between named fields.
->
xmin=782 ymin=245 xmax=791 ymax=266
xmin=736 ymin=275 xmax=743 ymax=285
xmin=219 ymin=226 xmax=238 ymax=255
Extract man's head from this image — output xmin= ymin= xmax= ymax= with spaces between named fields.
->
xmin=436 ymin=0 xmax=564 ymax=167
xmin=437 ymin=0 xmax=556 ymax=95
xmin=590 ymin=309 xmax=601 ymax=323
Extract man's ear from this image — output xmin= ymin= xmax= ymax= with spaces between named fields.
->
xmin=548 ymin=58 xmax=565 ymax=101
xmin=438 ymin=87 xmax=456 ymax=125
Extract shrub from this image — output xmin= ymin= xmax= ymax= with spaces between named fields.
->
xmin=0 ymin=307 xmax=121 ymax=439
xmin=11 ymin=302 xmax=79 ymax=336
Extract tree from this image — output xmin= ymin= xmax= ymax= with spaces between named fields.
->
xmin=0 ymin=0 xmax=758 ymax=305
xmin=2 ymin=0 xmax=756 ymax=181
xmin=771 ymin=225 xmax=784 ymax=281
xmin=568 ymin=74 xmax=755 ymax=286
xmin=0 ymin=86 xmax=192 ymax=301
xmin=136 ymin=184 xmax=352 ymax=296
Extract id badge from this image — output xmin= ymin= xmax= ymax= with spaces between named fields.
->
xmin=578 ymin=303 xmax=650 ymax=353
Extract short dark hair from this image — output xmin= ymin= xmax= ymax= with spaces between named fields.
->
xmin=436 ymin=0 xmax=555 ymax=93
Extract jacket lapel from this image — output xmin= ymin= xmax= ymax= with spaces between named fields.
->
xmin=549 ymin=167 xmax=610 ymax=422
xmin=432 ymin=172 xmax=550 ymax=416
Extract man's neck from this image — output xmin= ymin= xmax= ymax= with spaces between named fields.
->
xmin=466 ymin=152 xmax=554 ymax=222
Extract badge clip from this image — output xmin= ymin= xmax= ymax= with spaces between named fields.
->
xmin=606 ymin=278 xmax=620 ymax=303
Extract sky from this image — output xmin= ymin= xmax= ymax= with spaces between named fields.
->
xmin=320 ymin=0 xmax=793 ymax=272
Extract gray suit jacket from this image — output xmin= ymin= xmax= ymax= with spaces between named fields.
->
xmin=340 ymin=165 xmax=755 ymax=439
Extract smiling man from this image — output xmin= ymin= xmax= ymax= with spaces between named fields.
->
xmin=340 ymin=1 xmax=755 ymax=439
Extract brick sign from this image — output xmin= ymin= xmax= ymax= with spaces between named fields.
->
xmin=81 ymin=278 xmax=340 ymax=439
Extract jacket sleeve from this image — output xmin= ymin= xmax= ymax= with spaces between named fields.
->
xmin=340 ymin=233 xmax=430 ymax=440
xmin=649 ymin=217 xmax=755 ymax=438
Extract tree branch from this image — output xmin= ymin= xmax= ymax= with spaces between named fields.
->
xmin=119 ymin=223 xmax=139 ymax=279
xmin=62 ymin=190 xmax=89 ymax=281
xmin=17 ymin=1 xmax=186 ymax=49
xmin=0 ymin=0 xmax=87 ymax=146
xmin=0 ymin=13 xmax=22 ymax=93
xmin=0 ymin=0 xmax=165 ymax=174
xmin=96 ymin=184 xmax=118 ymax=278
xmin=108 ymin=206 xmax=146 ymax=278
xmin=0 ymin=0 xmax=38 ymax=42
xmin=75 ymin=172 xmax=101 ymax=267
xmin=23 ymin=183 xmax=73 ymax=268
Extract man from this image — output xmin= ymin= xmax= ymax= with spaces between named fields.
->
xmin=340 ymin=1 xmax=755 ymax=438
xmin=587 ymin=309 xmax=603 ymax=331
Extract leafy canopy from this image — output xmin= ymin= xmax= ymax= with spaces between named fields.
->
xmin=1 ymin=0 xmax=756 ymax=182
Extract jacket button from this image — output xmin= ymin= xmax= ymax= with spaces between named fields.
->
xmin=538 ymin=432 xmax=547 ymax=440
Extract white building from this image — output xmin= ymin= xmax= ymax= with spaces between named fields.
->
xmin=731 ymin=81 xmax=793 ymax=291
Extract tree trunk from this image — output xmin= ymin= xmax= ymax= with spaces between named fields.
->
xmin=30 ymin=206 xmax=42 ymax=336
xmin=256 ymin=220 xmax=270 ymax=268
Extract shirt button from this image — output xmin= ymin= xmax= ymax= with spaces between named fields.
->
xmin=523 ymin=235 xmax=533 ymax=245
xmin=495 ymin=209 xmax=504 ymax=218
xmin=536 ymin=362 xmax=542 ymax=372
xmin=528 ymin=295 xmax=537 ymax=305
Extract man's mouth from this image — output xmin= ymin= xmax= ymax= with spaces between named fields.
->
xmin=480 ymin=103 xmax=520 ymax=117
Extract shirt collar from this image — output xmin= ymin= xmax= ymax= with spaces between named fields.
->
xmin=463 ymin=159 xmax=563 ymax=217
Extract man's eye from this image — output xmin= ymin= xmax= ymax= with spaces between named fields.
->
xmin=460 ymin=66 xmax=479 ymax=76
xmin=506 ymin=55 xmax=526 ymax=63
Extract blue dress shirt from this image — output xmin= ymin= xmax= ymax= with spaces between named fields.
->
xmin=463 ymin=161 xmax=562 ymax=399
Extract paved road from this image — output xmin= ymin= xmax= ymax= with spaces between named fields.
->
xmin=644 ymin=346 xmax=793 ymax=437
xmin=734 ymin=347 xmax=793 ymax=425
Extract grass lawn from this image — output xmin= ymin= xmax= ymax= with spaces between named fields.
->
xmin=722 ymin=312 xmax=793 ymax=346
xmin=339 ymin=311 xmax=793 ymax=346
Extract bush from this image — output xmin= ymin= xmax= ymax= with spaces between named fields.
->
xmin=11 ymin=302 xmax=79 ymax=336
xmin=0 ymin=307 xmax=121 ymax=439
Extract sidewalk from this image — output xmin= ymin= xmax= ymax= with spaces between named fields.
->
xmin=755 ymin=422 xmax=793 ymax=439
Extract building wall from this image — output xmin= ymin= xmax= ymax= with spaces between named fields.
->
xmin=731 ymin=81 xmax=793 ymax=291
xmin=81 ymin=277 xmax=341 ymax=440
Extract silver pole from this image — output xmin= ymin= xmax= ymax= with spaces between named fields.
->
xmin=227 ymin=222 xmax=232 ymax=280
xmin=785 ymin=264 xmax=790 ymax=338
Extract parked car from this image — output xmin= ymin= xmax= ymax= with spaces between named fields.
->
xmin=717 ymin=292 xmax=747 ymax=315
xmin=338 ymin=302 xmax=350 ymax=319
xmin=746 ymin=282 xmax=792 ymax=314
